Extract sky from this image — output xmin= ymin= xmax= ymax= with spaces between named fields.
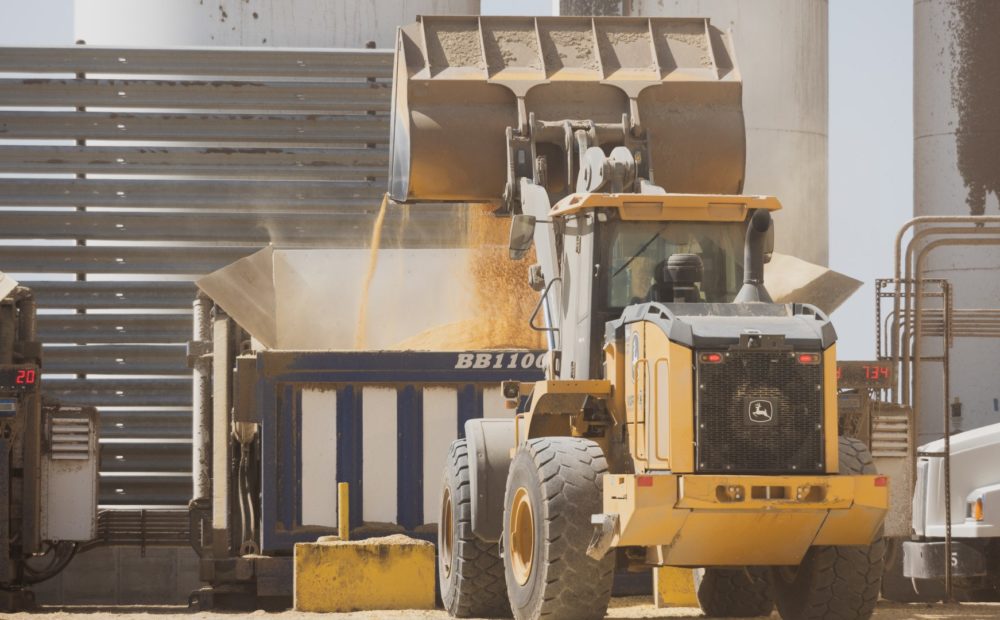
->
xmin=0 ymin=0 xmax=915 ymax=360
xmin=827 ymin=0 xmax=913 ymax=361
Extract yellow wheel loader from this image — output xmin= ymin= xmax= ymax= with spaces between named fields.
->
xmin=389 ymin=16 xmax=888 ymax=620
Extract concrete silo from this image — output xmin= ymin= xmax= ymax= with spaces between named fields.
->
xmin=914 ymin=0 xmax=1000 ymax=443
xmin=558 ymin=0 xmax=829 ymax=266
xmin=74 ymin=0 xmax=480 ymax=47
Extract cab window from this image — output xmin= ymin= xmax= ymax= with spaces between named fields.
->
xmin=604 ymin=219 xmax=745 ymax=308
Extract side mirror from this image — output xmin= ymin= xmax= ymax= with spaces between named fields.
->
xmin=763 ymin=220 xmax=775 ymax=264
xmin=509 ymin=214 xmax=536 ymax=260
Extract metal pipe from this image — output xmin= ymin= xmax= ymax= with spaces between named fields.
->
xmin=880 ymin=219 xmax=1000 ymax=602
xmin=913 ymin=237 xmax=1000 ymax=394
xmin=744 ymin=210 xmax=770 ymax=285
xmin=734 ymin=209 xmax=772 ymax=303
xmin=191 ymin=293 xmax=212 ymax=502
xmin=941 ymin=282 xmax=953 ymax=602
xmin=891 ymin=218 xmax=996 ymax=388
xmin=913 ymin=238 xmax=1000 ymax=602
xmin=895 ymin=221 xmax=1000 ymax=404
xmin=893 ymin=216 xmax=1000 ymax=281
xmin=543 ymin=296 xmax=557 ymax=354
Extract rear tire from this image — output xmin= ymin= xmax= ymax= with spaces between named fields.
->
xmin=439 ymin=440 xmax=511 ymax=618
xmin=771 ymin=437 xmax=885 ymax=620
xmin=502 ymin=437 xmax=614 ymax=620
xmin=696 ymin=567 xmax=774 ymax=617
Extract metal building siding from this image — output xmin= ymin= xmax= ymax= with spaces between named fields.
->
xmin=0 ymin=45 xmax=467 ymax=505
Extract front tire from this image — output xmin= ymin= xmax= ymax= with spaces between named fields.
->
xmin=502 ymin=437 xmax=614 ymax=620
xmin=771 ymin=437 xmax=885 ymax=620
xmin=439 ymin=440 xmax=511 ymax=618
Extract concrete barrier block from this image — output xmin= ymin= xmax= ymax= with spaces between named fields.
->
xmin=653 ymin=566 xmax=699 ymax=608
xmin=294 ymin=535 xmax=435 ymax=612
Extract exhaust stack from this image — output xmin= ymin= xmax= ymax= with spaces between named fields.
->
xmin=734 ymin=209 xmax=773 ymax=303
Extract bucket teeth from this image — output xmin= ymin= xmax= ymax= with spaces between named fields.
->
xmin=390 ymin=16 xmax=747 ymax=204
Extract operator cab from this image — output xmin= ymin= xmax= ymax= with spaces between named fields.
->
xmin=603 ymin=217 xmax=746 ymax=308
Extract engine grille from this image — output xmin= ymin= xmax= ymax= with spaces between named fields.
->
xmin=696 ymin=350 xmax=825 ymax=474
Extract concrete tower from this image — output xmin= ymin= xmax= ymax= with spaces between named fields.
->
xmin=557 ymin=0 xmax=830 ymax=267
xmin=914 ymin=0 xmax=1000 ymax=443
xmin=74 ymin=0 xmax=480 ymax=47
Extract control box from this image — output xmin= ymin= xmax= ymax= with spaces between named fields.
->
xmin=40 ymin=406 xmax=99 ymax=542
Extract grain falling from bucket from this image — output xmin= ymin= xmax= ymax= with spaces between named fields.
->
xmin=354 ymin=193 xmax=389 ymax=349
xmin=392 ymin=204 xmax=545 ymax=350
xmin=465 ymin=204 xmax=545 ymax=349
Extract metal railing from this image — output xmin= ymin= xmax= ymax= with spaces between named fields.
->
xmin=877 ymin=216 xmax=1000 ymax=600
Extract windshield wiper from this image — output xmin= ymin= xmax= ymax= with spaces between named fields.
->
xmin=612 ymin=224 xmax=669 ymax=278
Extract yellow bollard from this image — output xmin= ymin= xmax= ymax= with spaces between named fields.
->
xmin=338 ymin=482 xmax=350 ymax=541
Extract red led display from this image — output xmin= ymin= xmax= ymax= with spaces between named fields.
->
xmin=864 ymin=365 xmax=890 ymax=381
xmin=15 ymin=369 xmax=35 ymax=385
xmin=0 ymin=366 xmax=40 ymax=392
xmin=836 ymin=361 xmax=895 ymax=389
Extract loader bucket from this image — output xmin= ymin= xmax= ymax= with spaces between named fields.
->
xmin=389 ymin=15 xmax=745 ymax=204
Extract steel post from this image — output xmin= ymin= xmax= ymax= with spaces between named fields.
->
xmin=192 ymin=294 xmax=212 ymax=502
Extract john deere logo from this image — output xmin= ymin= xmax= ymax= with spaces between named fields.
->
xmin=749 ymin=400 xmax=774 ymax=423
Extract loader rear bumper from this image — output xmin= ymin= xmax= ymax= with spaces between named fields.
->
xmin=600 ymin=473 xmax=888 ymax=566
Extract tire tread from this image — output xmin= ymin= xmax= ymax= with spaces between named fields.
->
xmin=442 ymin=440 xmax=511 ymax=618
xmin=504 ymin=437 xmax=614 ymax=620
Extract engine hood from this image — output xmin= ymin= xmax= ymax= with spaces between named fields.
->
xmin=606 ymin=302 xmax=836 ymax=350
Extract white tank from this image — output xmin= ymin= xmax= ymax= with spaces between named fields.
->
xmin=74 ymin=0 xmax=480 ymax=47
xmin=914 ymin=0 xmax=1000 ymax=444
xmin=624 ymin=0 xmax=829 ymax=267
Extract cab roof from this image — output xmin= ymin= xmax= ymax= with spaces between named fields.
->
xmin=549 ymin=193 xmax=782 ymax=222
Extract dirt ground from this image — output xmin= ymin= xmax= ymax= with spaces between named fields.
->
xmin=5 ymin=598 xmax=999 ymax=620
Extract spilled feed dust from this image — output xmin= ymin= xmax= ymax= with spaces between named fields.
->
xmin=392 ymin=204 xmax=546 ymax=351
xmin=354 ymin=193 xmax=389 ymax=349
xmin=15 ymin=599 xmax=999 ymax=619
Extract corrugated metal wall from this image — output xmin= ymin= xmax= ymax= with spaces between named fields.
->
xmin=0 ymin=45 xmax=408 ymax=505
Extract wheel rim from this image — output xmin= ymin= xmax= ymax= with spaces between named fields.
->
xmin=440 ymin=486 xmax=454 ymax=579
xmin=509 ymin=486 xmax=535 ymax=586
